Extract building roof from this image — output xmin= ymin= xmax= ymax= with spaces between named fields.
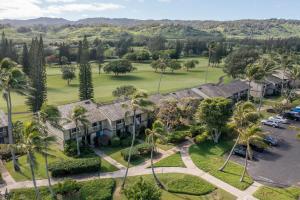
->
xmin=195 ymin=80 xmax=249 ymax=99
xmin=166 ymin=89 xmax=204 ymax=100
xmin=265 ymin=75 xmax=283 ymax=84
xmin=57 ymin=100 xmax=106 ymax=130
xmin=0 ymin=110 xmax=8 ymax=128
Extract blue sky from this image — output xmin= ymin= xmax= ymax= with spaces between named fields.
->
xmin=1 ymin=0 xmax=300 ymax=20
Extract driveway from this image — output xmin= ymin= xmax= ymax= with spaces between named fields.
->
xmin=232 ymin=122 xmax=300 ymax=187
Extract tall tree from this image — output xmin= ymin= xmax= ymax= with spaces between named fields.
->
xmin=78 ymin=36 xmax=94 ymax=100
xmin=195 ymin=98 xmax=232 ymax=143
xmin=184 ymin=60 xmax=199 ymax=71
xmin=27 ymin=36 xmax=47 ymax=112
xmin=22 ymin=43 xmax=30 ymax=76
xmin=245 ymin=64 xmax=264 ymax=101
xmin=17 ymin=121 xmax=43 ymax=200
xmin=69 ymin=106 xmax=89 ymax=156
xmin=219 ymin=102 xmax=260 ymax=171
xmin=239 ymin=125 xmax=264 ymax=182
xmin=121 ymin=90 xmax=153 ymax=189
xmin=0 ymin=58 xmax=30 ymax=171
xmin=36 ymin=104 xmax=61 ymax=198
xmin=145 ymin=120 xmax=166 ymax=189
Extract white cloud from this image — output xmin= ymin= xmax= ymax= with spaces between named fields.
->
xmin=0 ymin=0 xmax=43 ymax=19
xmin=45 ymin=3 xmax=124 ymax=15
xmin=0 ymin=0 xmax=124 ymax=19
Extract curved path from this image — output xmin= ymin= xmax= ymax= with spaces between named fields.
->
xmin=0 ymin=141 xmax=260 ymax=200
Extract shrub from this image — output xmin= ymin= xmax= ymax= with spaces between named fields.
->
xmin=49 ymin=158 xmax=101 ymax=177
xmin=297 ymin=134 xmax=300 ymax=140
xmin=167 ymin=131 xmax=188 ymax=143
xmin=63 ymin=141 xmax=78 ymax=157
xmin=121 ymin=137 xmax=132 ymax=147
xmin=194 ymin=132 xmax=209 ymax=144
xmin=121 ymin=147 xmax=139 ymax=161
xmin=0 ymin=144 xmax=25 ymax=160
xmin=56 ymin=179 xmax=80 ymax=196
xmin=124 ymin=177 xmax=161 ymax=200
xmin=111 ymin=136 xmax=121 ymax=147
xmin=189 ymin=125 xmax=206 ymax=137
xmin=80 ymin=179 xmax=115 ymax=200
xmin=135 ymin=143 xmax=152 ymax=156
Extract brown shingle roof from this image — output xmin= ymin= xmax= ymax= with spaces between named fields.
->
xmin=57 ymin=100 xmax=106 ymax=130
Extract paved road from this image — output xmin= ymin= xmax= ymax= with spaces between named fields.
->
xmin=232 ymin=121 xmax=300 ymax=187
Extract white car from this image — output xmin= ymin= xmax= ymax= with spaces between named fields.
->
xmin=261 ymin=119 xmax=281 ymax=128
xmin=268 ymin=116 xmax=288 ymax=124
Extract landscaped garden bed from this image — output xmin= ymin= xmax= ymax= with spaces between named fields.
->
xmin=189 ymin=140 xmax=253 ymax=190
xmin=254 ymin=186 xmax=300 ymax=200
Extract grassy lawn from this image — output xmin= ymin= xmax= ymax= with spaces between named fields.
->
xmin=254 ymin=186 xmax=300 ymax=200
xmin=0 ymin=57 xmax=227 ymax=120
xmin=189 ymin=140 xmax=253 ymax=190
xmin=113 ymin=173 xmax=236 ymax=200
xmin=100 ymin=144 xmax=150 ymax=167
xmin=9 ymin=178 xmax=115 ymax=200
xmin=156 ymin=142 xmax=176 ymax=151
xmin=153 ymin=152 xmax=186 ymax=168
xmin=5 ymin=145 xmax=118 ymax=182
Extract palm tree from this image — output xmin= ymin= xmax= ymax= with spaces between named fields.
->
xmin=121 ymin=90 xmax=153 ymax=189
xmin=287 ymin=65 xmax=300 ymax=100
xmin=239 ymin=125 xmax=265 ymax=182
xmin=245 ymin=64 xmax=264 ymax=101
xmin=205 ymin=42 xmax=216 ymax=83
xmin=145 ymin=120 xmax=166 ymax=189
xmin=17 ymin=121 xmax=42 ymax=200
xmin=70 ymin=106 xmax=89 ymax=156
xmin=219 ymin=102 xmax=259 ymax=171
xmin=153 ymin=58 xmax=168 ymax=94
xmin=256 ymin=58 xmax=278 ymax=112
xmin=35 ymin=104 xmax=61 ymax=199
xmin=0 ymin=58 xmax=30 ymax=171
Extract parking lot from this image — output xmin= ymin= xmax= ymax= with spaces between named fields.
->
xmin=232 ymin=121 xmax=300 ymax=187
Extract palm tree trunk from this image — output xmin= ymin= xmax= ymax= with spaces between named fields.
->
xmin=75 ymin=125 xmax=81 ymax=156
xmin=157 ymin=71 xmax=163 ymax=94
xmin=122 ymin=110 xmax=136 ymax=189
xmin=240 ymin=146 xmax=248 ymax=182
xmin=44 ymin=152 xmax=55 ymax=199
xmin=219 ymin=134 xmax=240 ymax=171
xmin=258 ymin=85 xmax=266 ymax=112
xmin=6 ymin=90 xmax=20 ymax=171
xmin=150 ymin=134 xmax=164 ymax=189
xmin=28 ymin=152 xmax=40 ymax=200
xmin=247 ymin=80 xmax=251 ymax=101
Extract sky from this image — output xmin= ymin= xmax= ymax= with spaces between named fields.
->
xmin=1 ymin=0 xmax=300 ymax=21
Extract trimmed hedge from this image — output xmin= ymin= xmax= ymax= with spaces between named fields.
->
xmin=48 ymin=158 xmax=101 ymax=177
xmin=121 ymin=143 xmax=152 ymax=161
xmin=0 ymin=144 xmax=25 ymax=160
xmin=194 ymin=132 xmax=209 ymax=144
xmin=111 ymin=136 xmax=121 ymax=147
xmin=167 ymin=131 xmax=189 ymax=143
xmin=9 ymin=179 xmax=115 ymax=200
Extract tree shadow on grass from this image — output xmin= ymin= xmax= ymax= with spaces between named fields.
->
xmin=109 ymin=75 xmax=144 ymax=81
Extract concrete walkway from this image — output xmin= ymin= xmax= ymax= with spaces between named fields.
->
xmin=0 ymin=141 xmax=261 ymax=199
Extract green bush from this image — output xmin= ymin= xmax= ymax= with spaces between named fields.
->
xmin=297 ymin=134 xmax=300 ymax=140
xmin=0 ymin=144 xmax=25 ymax=160
xmin=121 ymin=147 xmax=139 ymax=161
xmin=167 ymin=131 xmax=188 ymax=143
xmin=80 ymin=179 xmax=115 ymax=200
xmin=189 ymin=125 xmax=206 ymax=137
xmin=56 ymin=179 xmax=80 ymax=196
xmin=111 ymin=136 xmax=121 ymax=147
xmin=135 ymin=143 xmax=152 ymax=156
xmin=121 ymin=137 xmax=132 ymax=147
xmin=48 ymin=158 xmax=101 ymax=177
xmin=124 ymin=177 xmax=161 ymax=200
xmin=63 ymin=141 xmax=78 ymax=157
xmin=194 ymin=132 xmax=209 ymax=144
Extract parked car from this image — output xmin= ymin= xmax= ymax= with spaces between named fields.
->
xmin=264 ymin=135 xmax=279 ymax=146
xmin=261 ymin=119 xmax=281 ymax=128
xmin=233 ymin=145 xmax=247 ymax=158
xmin=291 ymin=107 xmax=300 ymax=113
xmin=269 ymin=116 xmax=288 ymax=124
xmin=282 ymin=112 xmax=300 ymax=121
